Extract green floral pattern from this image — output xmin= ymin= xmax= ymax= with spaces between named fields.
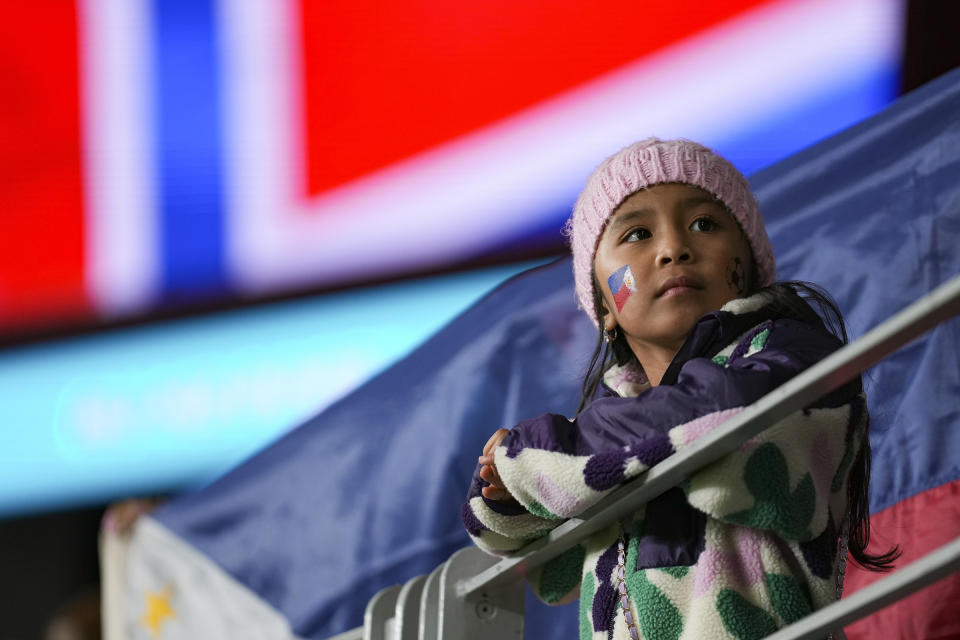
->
xmin=539 ymin=544 xmax=585 ymax=604
xmin=579 ymin=571 xmax=595 ymax=638
xmin=717 ymin=588 xmax=778 ymax=640
xmin=766 ymin=572 xmax=812 ymax=624
xmin=528 ymin=500 xmax=561 ymax=520
xmin=724 ymin=443 xmax=816 ymax=540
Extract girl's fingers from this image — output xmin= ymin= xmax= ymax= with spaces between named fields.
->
xmin=481 ymin=485 xmax=506 ymax=500
xmin=482 ymin=432 xmax=499 ymax=457
xmin=478 ymin=429 xmax=512 ymax=500
xmin=479 ymin=465 xmax=493 ymax=483
xmin=483 ymin=428 xmax=510 ymax=458
xmin=479 ymin=464 xmax=504 ymax=488
xmin=481 ymin=484 xmax=517 ymax=504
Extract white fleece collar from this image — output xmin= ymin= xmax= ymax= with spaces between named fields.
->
xmin=720 ymin=290 xmax=774 ymax=315
xmin=602 ymin=361 xmax=650 ymax=398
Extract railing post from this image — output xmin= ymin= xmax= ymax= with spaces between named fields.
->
xmin=418 ymin=565 xmax=443 ymax=640
xmin=438 ymin=547 xmax=524 ymax=639
xmin=394 ymin=574 xmax=426 ymax=639
xmin=364 ymin=584 xmax=400 ymax=640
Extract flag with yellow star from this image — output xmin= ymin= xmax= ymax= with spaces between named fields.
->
xmin=101 ymin=517 xmax=302 ymax=639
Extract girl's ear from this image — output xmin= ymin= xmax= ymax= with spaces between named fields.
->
xmin=600 ymin=298 xmax=618 ymax=332
xmin=591 ymin=271 xmax=618 ymax=332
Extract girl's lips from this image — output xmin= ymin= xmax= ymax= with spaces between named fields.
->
xmin=657 ymin=276 xmax=702 ymax=297
xmin=661 ymin=285 xmax=697 ymax=298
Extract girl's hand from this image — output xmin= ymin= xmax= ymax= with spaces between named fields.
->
xmin=479 ymin=428 xmax=516 ymax=502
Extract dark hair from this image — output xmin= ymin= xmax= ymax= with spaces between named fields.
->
xmin=576 ymin=275 xmax=900 ymax=573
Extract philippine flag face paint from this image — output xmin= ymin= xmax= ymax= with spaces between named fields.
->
xmin=608 ymin=265 xmax=637 ymax=312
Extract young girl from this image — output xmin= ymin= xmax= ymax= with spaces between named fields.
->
xmin=461 ymin=138 xmax=897 ymax=640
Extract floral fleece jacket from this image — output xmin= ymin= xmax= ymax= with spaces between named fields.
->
xmin=461 ymin=290 xmax=866 ymax=640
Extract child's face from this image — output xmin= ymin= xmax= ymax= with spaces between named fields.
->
xmin=594 ymin=183 xmax=753 ymax=356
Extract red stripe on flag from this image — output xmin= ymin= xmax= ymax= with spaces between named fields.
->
xmin=0 ymin=2 xmax=89 ymax=333
xmin=613 ymin=286 xmax=631 ymax=313
xmin=843 ymin=478 xmax=960 ymax=639
xmin=299 ymin=0 xmax=768 ymax=196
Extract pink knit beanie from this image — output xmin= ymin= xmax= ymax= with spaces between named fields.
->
xmin=567 ymin=138 xmax=776 ymax=327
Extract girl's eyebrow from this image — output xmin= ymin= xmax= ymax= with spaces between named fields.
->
xmin=608 ymin=208 xmax=654 ymax=233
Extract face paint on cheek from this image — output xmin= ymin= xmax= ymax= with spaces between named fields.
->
xmin=727 ymin=257 xmax=745 ymax=296
xmin=607 ymin=265 xmax=637 ymax=312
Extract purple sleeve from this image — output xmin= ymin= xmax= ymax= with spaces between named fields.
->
xmin=501 ymin=319 xmax=845 ymax=487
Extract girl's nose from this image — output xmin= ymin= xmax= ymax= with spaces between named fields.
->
xmin=659 ymin=251 xmax=691 ymax=266
xmin=657 ymin=234 xmax=692 ymax=266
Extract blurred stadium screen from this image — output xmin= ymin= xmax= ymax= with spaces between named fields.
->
xmin=0 ymin=0 xmax=905 ymax=514
xmin=0 ymin=261 xmax=547 ymax=517
xmin=2 ymin=0 xmax=903 ymax=336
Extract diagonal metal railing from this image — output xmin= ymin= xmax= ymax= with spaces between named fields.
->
xmin=334 ymin=273 xmax=960 ymax=639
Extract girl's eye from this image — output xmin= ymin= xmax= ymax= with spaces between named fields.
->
xmin=625 ymin=228 xmax=651 ymax=242
xmin=691 ymin=216 xmax=718 ymax=232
